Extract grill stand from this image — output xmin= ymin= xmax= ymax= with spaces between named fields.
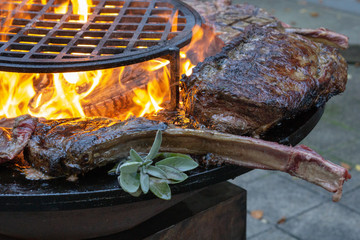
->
xmin=94 ymin=182 xmax=247 ymax=239
xmin=162 ymin=47 xmax=180 ymax=109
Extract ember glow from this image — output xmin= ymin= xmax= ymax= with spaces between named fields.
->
xmin=0 ymin=0 xmax=221 ymax=120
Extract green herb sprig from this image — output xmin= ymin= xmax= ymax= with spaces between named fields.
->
xmin=111 ymin=130 xmax=198 ymax=200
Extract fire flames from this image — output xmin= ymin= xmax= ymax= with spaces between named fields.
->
xmin=0 ymin=0 xmax=221 ymax=120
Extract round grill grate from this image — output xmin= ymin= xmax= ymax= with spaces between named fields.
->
xmin=0 ymin=0 xmax=201 ymax=72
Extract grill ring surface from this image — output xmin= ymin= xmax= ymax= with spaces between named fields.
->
xmin=0 ymin=0 xmax=201 ymax=73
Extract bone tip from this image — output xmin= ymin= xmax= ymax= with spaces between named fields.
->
xmin=332 ymin=169 xmax=351 ymax=202
xmin=332 ymin=188 xmax=342 ymax=202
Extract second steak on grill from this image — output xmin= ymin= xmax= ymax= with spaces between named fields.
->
xmin=181 ymin=24 xmax=348 ymax=137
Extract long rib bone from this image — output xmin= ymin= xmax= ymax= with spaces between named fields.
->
xmin=161 ymin=128 xmax=351 ymax=202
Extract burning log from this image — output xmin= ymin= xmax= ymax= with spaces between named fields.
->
xmin=82 ymin=64 xmax=155 ymax=118
xmin=0 ymin=115 xmax=351 ymax=201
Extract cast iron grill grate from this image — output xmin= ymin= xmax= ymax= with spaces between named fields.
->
xmin=0 ymin=0 xmax=201 ymax=72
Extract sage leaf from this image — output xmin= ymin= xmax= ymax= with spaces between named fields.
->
xmin=120 ymin=161 xmax=141 ymax=173
xmin=140 ymin=170 xmax=150 ymax=194
xmin=130 ymin=149 xmax=144 ymax=163
xmin=113 ymin=130 xmax=200 ymax=201
xmin=156 ymin=156 xmax=198 ymax=172
xmin=108 ymin=162 xmax=120 ymax=175
xmin=108 ymin=159 xmax=127 ymax=175
xmin=143 ymin=159 xmax=153 ymax=167
xmin=155 ymin=152 xmax=193 ymax=161
xmin=149 ymin=178 xmax=171 ymax=200
xmin=130 ymin=188 xmax=143 ymax=197
xmin=157 ymin=165 xmax=188 ymax=182
xmin=147 ymin=165 xmax=167 ymax=179
xmin=146 ymin=130 xmax=162 ymax=160
xmin=119 ymin=172 xmax=140 ymax=193
xmin=162 ymin=179 xmax=183 ymax=185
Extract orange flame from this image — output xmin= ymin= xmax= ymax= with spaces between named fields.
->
xmin=0 ymin=1 xmax=222 ymax=121
xmin=71 ymin=0 xmax=92 ymax=22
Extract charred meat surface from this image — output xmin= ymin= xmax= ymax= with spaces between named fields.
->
xmin=181 ymin=24 xmax=347 ymax=137
xmin=183 ymin=0 xmax=278 ymax=43
xmin=23 ymin=117 xmax=167 ymax=177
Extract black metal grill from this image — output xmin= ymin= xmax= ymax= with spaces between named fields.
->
xmin=0 ymin=0 xmax=201 ymax=73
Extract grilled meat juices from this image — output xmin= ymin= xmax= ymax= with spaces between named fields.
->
xmin=181 ymin=24 xmax=348 ymax=137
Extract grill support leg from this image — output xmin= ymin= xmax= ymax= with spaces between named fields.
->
xmin=162 ymin=47 xmax=180 ymax=110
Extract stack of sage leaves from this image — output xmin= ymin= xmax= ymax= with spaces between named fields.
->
xmin=110 ymin=130 xmax=199 ymax=200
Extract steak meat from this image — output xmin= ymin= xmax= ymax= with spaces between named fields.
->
xmin=181 ymin=24 xmax=348 ymax=137
xmin=23 ymin=117 xmax=167 ymax=177
xmin=0 ymin=115 xmax=37 ymax=163
xmin=0 ymin=115 xmax=346 ymax=201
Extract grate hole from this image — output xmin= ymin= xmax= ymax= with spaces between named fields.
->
xmin=142 ymin=24 xmax=166 ymax=32
xmin=103 ymin=0 xmax=125 ymax=8
xmin=24 ymin=28 xmax=50 ymax=37
xmin=13 ymin=13 xmax=37 ymax=20
xmin=134 ymin=41 xmax=158 ymax=47
xmin=82 ymin=31 xmax=106 ymax=39
xmin=47 ymin=6 xmax=65 ymax=13
xmin=37 ymin=45 xmax=64 ymax=54
xmin=93 ymin=16 xmax=115 ymax=23
xmin=154 ymin=2 xmax=174 ymax=8
xmin=60 ymin=23 xmax=83 ymax=30
xmin=139 ymin=32 xmax=162 ymax=40
xmin=115 ymin=24 xmax=138 ymax=31
xmin=75 ymin=39 xmax=100 ymax=47
xmin=150 ymin=9 xmax=172 ymax=16
xmin=177 ymin=17 xmax=186 ymax=24
xmin=33 ymin=21 xmax=57 ymax=29
xmin=12 ymin=19 xmax=31 ymax=27
xmin=147 ymin=17 xmax=169 ymax=23
xmin=109 ymin=32 xmax=134 ymax=39
xmin=68 ymin=15 xmax=87 ymax=22
xmin=67 ymin=47 xmax=94 ymax=56
xmin=105 ymin=40 xmax=129 ymax=48
xmin=171 ymin=25 xmax=185 ymax=32
xmin=53 ymin=30 xmax=78 ymax=38
xmin=0 ymin=34 xmax=14 ymax=42
xmin=87 ymin=23 xmax=111 ymax=30
xmin=6 ymin=43 xmax=33 ymax=52
xmin=27 ymin=4 xmax=44 ymax=12
xmin=46 ymin=37 xmax=71 ymax=45
xmin=128 ymin=1 xmax=149 ymax=8
xmin=39 ymin=13 xmax=62 ymax=21
xmin=3 ymin=27 xmax=22 ymax=34
xmin=99 ymin=8 xmax=121 ymax=16
xmin=0 ymin=4 xmax=17 ymax=12
xmin=63 ymin=55 xmax=88 ymax=59
xmin=125 ymin=9 xmax=147 ymax=16
xmin=16 ymin=36 xmax=42 ymax=45
xmin=99 ymin=48 xmax=125 ymax=55
xmin=120 ymin=17 xmax=142 ymax=23
xmin=30 ymin=54 xmax=57 ymax=59
xmin=0 ymin=52 xmax=25 ymax=58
